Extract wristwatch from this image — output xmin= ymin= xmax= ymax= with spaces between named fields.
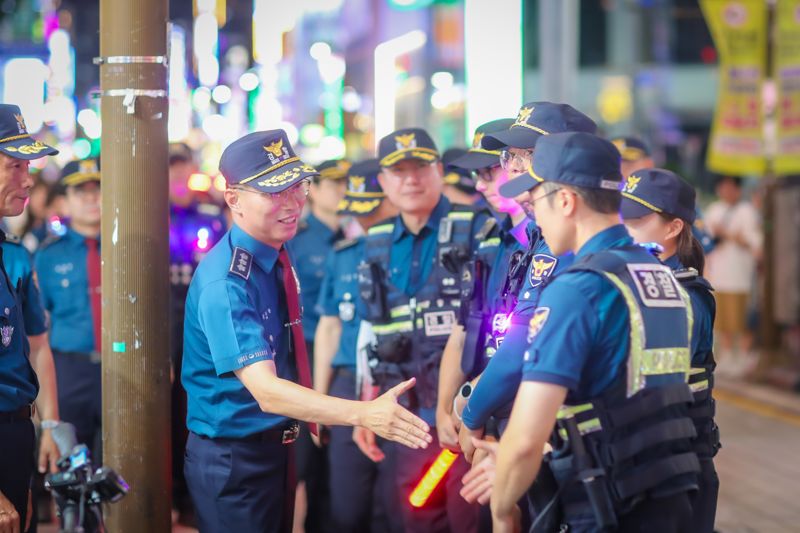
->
xmin=452 ymin=382 xmax=473 ymax=421
xmin=40 ymin=419 xmax=60 ymax=430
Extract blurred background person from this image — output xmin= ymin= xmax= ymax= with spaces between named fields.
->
xmin=441 ymin=148 xmax=481 ymax=206
xmin=704 ymin=175 xmax=762 ymax=377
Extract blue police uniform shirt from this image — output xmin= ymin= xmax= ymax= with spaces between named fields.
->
xmin=34 ymin=228 xmax=97 ymax=354
xmin=462 ymin=225 xmax=574 ymax=430
xmin=0 ymin=234 xmax=38 ymax=410
xmin=388 ymin=195 xmax=452 ymax=297
xmin=2 ymin=241 xmax=47 ymax=336
xmin=317 ymin=238 xmax=365 ymax=369
xmin=286 ymin=213 xmax=343 ymax=342
xmin=484 ymin=216 xmax=526 ymax=303
xmin=664 ymin=254 xmax=714 ymax=365
xmin=521 ymin=225 xmax=634 ymax=401
xmin=182 ymin=223 xmax=296 ymax=438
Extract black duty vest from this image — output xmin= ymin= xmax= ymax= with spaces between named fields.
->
xmin=357 ymin=205 xmax=481 ymax=410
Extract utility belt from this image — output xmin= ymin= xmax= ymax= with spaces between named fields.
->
xmin=195 ymin=420 xmax=300 ymax=445
xmin=0 ymin=404 xmax=34 ymax=424
xmin=53 ymin=349 xmax=102 ymax=364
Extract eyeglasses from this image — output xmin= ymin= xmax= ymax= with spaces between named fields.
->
xmin=470 ymin=165 xmax=501 ymax=183
xmin=499 ymin=149 xmax=533 ymax=171
xmin=231 ymin=179 xmax=310 ymax=203
xmin=529 ymin=187 xmax=562 ymax=208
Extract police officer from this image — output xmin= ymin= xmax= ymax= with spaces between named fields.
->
xmin=314 ymin=159 xmax=402 ymax=533
xmin=355 ymin=127 xmax=492 ymax=532
xmin=611 ymin=135 xmax=715 ymax=254
xmin=483 ymin=132 xmax=698 ymax=532
xmin=286 ymin=157 xmax=349 ymax=533
xmin=435 ymin=118 xmax=526 ymax=450
xmin=456 ymin=103 xmax=597 ymax=460
xmin=0 ymin=103 xmax=58 ymax=532
xmin=620 ymin=168 xmax=719 ymax=532
xmin=181 ymin=130 xmax=431 ymax=533
xmin=34 ymin=158 xmax=103 ymax=463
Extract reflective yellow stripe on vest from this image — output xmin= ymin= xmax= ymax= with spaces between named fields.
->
xmin=603 ymin=272 xmax=693 ymax=398
xmin=479 ymin=237 xmax=501 ymax=249
xmin=368 ymin=223 xmax=394 ymax=235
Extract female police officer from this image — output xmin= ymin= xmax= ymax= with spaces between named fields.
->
xmin=181 ymin=130 xmax=431 ymax=533
xmin=620 ymin=168 xmax=719 ymax=532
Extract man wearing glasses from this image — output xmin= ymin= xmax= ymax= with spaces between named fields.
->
xmin=181 ymin=130 xmax=432 ymax=533
xmin=354 ymin=127 xmax=492 ymax=532
xmin=456 ymin=103 xmax=596 ymax=467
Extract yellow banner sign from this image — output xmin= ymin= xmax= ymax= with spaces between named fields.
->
xmin=701 ymin=0 xmax=767 ymax=176
xmin=775 ymin=0 xmax=800 ymax=176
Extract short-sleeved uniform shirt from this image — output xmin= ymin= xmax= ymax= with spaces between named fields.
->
xmin=521 ymin=225 xmax=634 ymax=401
xmin=286 ymin=213 xmax=343 ymax=342
xmin=462 ymin=222 xmax=574 ymax=429
xmin=0 ymin=232 xmax=38 ymax=411
xmin=182 ymin=224 xmax=296 ymax=438
xmin=317 ymin=237 xmax=365 ymax=370
xmin=2 ymin=240 xmax=47 ymax=336
xmin=34 ymin=228 xmax=97 ymax=354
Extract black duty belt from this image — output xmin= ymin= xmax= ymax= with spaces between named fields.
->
xmin=0 ymin=404 xmax=33 ymax=423
xmin=196 ymin=420 xmax=300 ymax=445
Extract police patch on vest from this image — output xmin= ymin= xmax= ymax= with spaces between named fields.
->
xmin=627 ymin=264 xmax=685 ymax=308
xmin=527 ymin=307 xmax=550 ymax=343
xmin=529 ymin=254 xmax=557 ymax=287
xmin=229 ymin=247 xmax=252 ymax=280
xmin=1 ymin=325 xmax=13 ymax=347
xmin=423 ymin=310 xmax=456 ymax=336
xmin=338 ymin=301 xmax=355 ymax=322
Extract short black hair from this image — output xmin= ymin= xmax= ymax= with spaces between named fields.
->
xmin=715 ymin=175 xmax=742 ymax=189
xmin=540 ymin=181 xmax=621 ymax=214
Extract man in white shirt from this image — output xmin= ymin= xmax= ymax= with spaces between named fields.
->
xmin=704 ymin=176 xmax=762 ymax=375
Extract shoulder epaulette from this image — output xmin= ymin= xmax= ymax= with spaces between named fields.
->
xmin=228 ymin=247 xmax=253 ymax=280
xmin=673 ymin=267 xmax=699 ymax=281
xmin=333 ymin=237 xmax=359 ymax=252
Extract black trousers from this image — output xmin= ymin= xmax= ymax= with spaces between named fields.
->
xmin=0 ymin=419 xmax=35 ymax=527
xmin=53 ymin=351 xmax=102 ymax=463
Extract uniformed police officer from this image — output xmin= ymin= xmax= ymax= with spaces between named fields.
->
xmin=286 ymin=157 xmax=348 ymax=533
xmin=441 ymin=148 xmax=481 ymax=206
xmin=181 ymin=130 xmax=431 ymax=533
xmin=620 ymin=168 xmax=719 ymax=532
xmin=611 ymin=135 xmax=715 ymax=255
xmin=456 ymin=103 xmax=597 ymax=461
xmin=0 ymin=103 xmax=58 ymax=532
xmin=481 ymin=132 xmax=699 ymax=532
xmin=435 ymin=118 xmax=526 ymax=452
xmin=354 ymin=127 xmax=492 ymax=532
xmin=35 ymin=158 xmax=103 ymax=464
xmin=314 ymin=159 xmax=402 ymax=533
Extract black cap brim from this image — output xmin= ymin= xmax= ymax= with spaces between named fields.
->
xmin=449 ymin=151 xmax=500 ymax=171
xmin=482 ymin=128 xmax=543 ymax=150
xmin=620 ymin=197 xmax=657 ymax=220
xmin=0 ymin=138 xmax=59 ymax=160
xmin=499 ymin=174 xmax=540 ymax=198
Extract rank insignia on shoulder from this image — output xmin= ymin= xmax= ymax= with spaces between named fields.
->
xmin=529 ymin=254 xmax=557 ymax=287
xmin=229 ymin=247 xmax=253 ymax=280
xmin=527 ymin=307 xmax=550 ymax=343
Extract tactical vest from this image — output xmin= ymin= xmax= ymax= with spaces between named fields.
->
xmin=545 ymin=246 xmax=700 ymax=528
xmin=675 ymin=268 xmax=720 ymax=460
xmin=358 ymin=205 xmax=480 ymax=410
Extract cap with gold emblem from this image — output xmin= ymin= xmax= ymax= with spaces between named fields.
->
xmin=482 ymin=102 xmax=596 ymax=151
xmin=60 ymin=158 xmax=101 ymax=187
xmin=317 ymin=159 xmax=352 ymax=181
xmin=219 ymin=130 xmax=319 ymax=192
xmin=337 ymin=158 xmax=384 ymax=217
xmin=0 ymin=104 xmax=58 ymax=160
xmin=450 ymin=118 xmax=515 ymax=170
xmin=610 ymin=136 xmax=651 ymax=162
xmin=377 ymin=127 xmax=439 ymax=168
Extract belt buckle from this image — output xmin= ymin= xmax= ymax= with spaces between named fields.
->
xmin=281 ymin=421 xmax=299 ymax=444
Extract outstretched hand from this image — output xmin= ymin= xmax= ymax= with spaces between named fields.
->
xmin=360 ymin=378 xmax=432 ymax=450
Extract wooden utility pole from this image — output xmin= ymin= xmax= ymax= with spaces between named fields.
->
xmin=98 ymin=0 xmax=171 ymax=530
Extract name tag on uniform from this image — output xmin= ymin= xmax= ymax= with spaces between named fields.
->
xmin=627 ymin=264 xmax=685 ymax=308
xmin=423 ymin=310 xmax=456 ymax=337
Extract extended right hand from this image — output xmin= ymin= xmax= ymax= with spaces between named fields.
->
xmin=0 ymin=490 xmax=20 ymax=533
xmin=360 ymin=378 xmax=432 ymax=450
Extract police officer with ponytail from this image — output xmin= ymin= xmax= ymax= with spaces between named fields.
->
xmin=620 ymin=168 xmax=719 ymax=532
